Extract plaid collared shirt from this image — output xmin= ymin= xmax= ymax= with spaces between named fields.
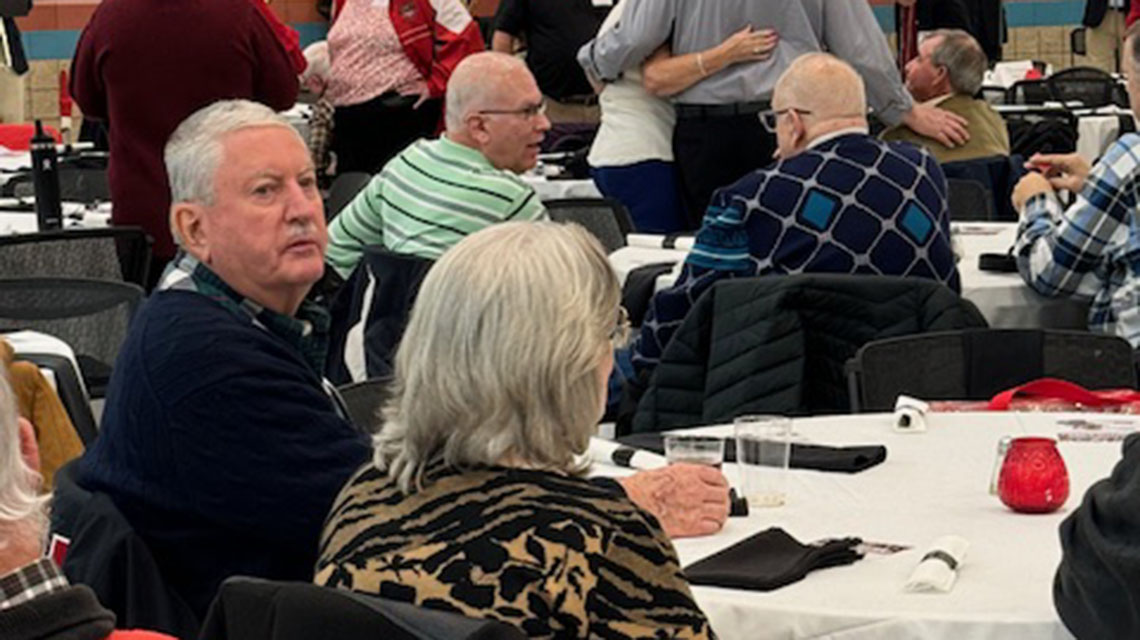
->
xmin=0 ymin=558 xmax=69 ymax=611
xmin=158 ymin=252 xmax=332 ymax=375
xmin=1015 ymin=133 xmax=1140 ymax=347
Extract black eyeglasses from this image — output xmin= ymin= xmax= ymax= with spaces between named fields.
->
xmin=759 ymin=107 xmax=814 ymax=133
xmin=477 ymin=101 xmax=547 ymax=119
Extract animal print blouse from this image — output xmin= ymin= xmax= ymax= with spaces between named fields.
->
xmin=314 ymin=462 xmax=714 ymax=639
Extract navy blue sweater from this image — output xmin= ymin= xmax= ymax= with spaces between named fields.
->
xmin=77 ymin=290 xmax=371 ymax=618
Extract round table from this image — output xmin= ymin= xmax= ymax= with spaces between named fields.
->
xmin=591 ymin=411 xmax=1126 ymax=639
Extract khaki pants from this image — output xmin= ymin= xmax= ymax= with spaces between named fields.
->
xmin=544 ymin=95 xmax=601 ymax=125
xmin=1085 ymin=9 xmax=1126 ymax=73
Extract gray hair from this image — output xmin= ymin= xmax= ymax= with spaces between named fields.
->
xmin=374 ymin=221 xmax=621 ymax=493
xmin=927 ymin=29 xmax=987 ymax=97
xmin=0 ymin=370 xmax=47 ymax=547
xmin=164 ymin=99 xmax=301 ymax=245
xmin=445 ymin=52 xmax=531 ymax=132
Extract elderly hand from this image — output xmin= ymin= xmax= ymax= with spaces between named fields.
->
xmin=718 ymin=26 xmax=779 ymax=65
xmin=1012 ymin=171 xmax=1055 ymax=212
xmin=618 ymin=463 xmax=730 ymax=538
xmin=901 ymin=103 xmax=970 ymax=148
xmin=1026 ymin=152 xmax=1091 ymax=194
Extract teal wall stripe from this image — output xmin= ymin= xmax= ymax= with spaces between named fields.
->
xmin=11 ymin=2 xmax=1094 ymax=61
xmin=19 ymin=22 xmax=329 ymax=61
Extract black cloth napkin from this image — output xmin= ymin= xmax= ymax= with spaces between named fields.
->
xmin=615 ymin=433 xmax=888 ymax=473
xmin=684 ymin=527 xmax=863 ymax=591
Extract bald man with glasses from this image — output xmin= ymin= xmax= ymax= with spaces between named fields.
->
xmin=631 ymin=53 xmax=961 ymax=375
xmin=325 ymin=52 xmax=552 ymax=279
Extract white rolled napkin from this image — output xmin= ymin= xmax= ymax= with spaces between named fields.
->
xmin=905 ymin=535 xmax=969 ymax=593
xmin=587 ymin=437 xmax=668 ymax=471
xmin=893 ymin=395 xmax=930 ymax=433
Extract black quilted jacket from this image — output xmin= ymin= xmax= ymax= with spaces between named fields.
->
xmin=631 ymin=275 xmax=988 ymax=433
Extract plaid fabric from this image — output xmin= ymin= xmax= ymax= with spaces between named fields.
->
xmin=310 ymin=97 xmax=334 ymax=179
xmin=0 ymin=559 xmax=69 ymax=611
xmin=158 ymin=253 xmax=331 ymax=374
xmin=1016 ymin=133 xmax=1140 ymax=347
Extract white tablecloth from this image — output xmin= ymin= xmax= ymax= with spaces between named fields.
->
xmin=609 ymin=223 xmax=1090 ymax=330
xmin=591 ymin=411 xmax=1127 ymax=639
xmin=0 ymin=202 xmax=112 ymax=235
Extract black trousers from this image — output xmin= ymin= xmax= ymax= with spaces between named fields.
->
xmin=673 ymin=113 xmax=777 ymax=229
xmin=331 ymin=94 xmax=442 ymax=175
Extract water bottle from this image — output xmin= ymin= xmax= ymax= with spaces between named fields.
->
xmin=30 ymin=120 xmax=62 ymax=231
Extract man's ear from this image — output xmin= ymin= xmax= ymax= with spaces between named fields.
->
xmin=466 ymin=113 xmax=491 ymax=146
xmin=17 ymin=417 xmax=39 ymax=474
xmin=171 ymin=202 xmax=211 ymax=263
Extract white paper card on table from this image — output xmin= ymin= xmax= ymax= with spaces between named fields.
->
xmin=905 ymin=535 xmax=969 ymax=593
xmin=893 ymin=395 xmax=930 ymax=433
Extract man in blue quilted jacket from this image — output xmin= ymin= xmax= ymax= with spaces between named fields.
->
xmin=633 ymin=53 xmax=962 ymax=375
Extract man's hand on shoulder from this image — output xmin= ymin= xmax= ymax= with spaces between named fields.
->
xmin=902 ymin=103 xmax=970 ymax=148
xmin=618 ymin=463 xmax=730 ymax=538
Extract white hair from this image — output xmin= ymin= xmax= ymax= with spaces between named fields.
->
xmin=0 ymin=370 xmax=47 ymax=549
xmin=445 ymin=51 xmax=531 ymax=132
xmin=374 ymin=221 xmax=621 ymax=493
xmin=164 ymin=99 xmax=301 ymax=245
xmin=301 ymin=41 xmax=330 ymax=91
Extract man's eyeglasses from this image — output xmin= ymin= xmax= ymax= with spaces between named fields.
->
xmin=759 ymin=107 xmax=814 ymax=133
xmin=610 ymin=306 xmax=631 ymax=345
xmin=477 ymin=101 xmax=548 ymax=119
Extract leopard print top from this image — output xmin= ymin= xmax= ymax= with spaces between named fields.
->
xmin=314 ymin=462 xmax=715 ymax=639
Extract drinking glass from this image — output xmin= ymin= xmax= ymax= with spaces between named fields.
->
xmin=734 ymin=415 xmax=791 ymax=507
xmin=663 ymin=434 xmax=726 ymax=468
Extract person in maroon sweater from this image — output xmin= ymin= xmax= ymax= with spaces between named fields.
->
xmin=70 ymin=0 xmax=300 ymax=281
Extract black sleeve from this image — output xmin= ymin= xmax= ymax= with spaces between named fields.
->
xmin=493 ymin=0 xmax=526 ymax=37
xmin=1055 ymin=433 xmax=1140 ymax=639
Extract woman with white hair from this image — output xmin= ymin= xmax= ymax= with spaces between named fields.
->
xmin=315 ymin=221 xmax=714 ymax=638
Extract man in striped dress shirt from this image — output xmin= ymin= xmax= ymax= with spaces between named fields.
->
xmin=325 ymin=52 xmax=551 ymax=278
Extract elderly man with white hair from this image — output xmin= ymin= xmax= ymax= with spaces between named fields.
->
xmin=68 ymin=99 xmax=373 ymax=619
xmin=324 ymin=51 xmax=551 ymax=279
xmin=633 ymin=53 xmax=960 ymax=374
xmin=66 ymin=98 xmax=730 ymax=622
xmin=0 ymin=374 xmax=174 ymax=639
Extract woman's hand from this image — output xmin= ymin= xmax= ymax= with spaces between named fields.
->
xmin=717 ymin=26 xmax=779 ymax=65
xmin=1026 ymin=152 xmax=1091 ymax=193
xmin=619 ymin=464 xmax=731 ymax=538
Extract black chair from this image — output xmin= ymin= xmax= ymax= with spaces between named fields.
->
xmin=199 ymin=577 xmax=525 ymax=640
xmin=325 ymin=247 xmax=433 ymax=384
xmin=1003 ymin=109 xmax=1079 ymax=158
xmin=543 ymin=198 xmax=633 ymax=254
xmin=1005 ymin=79 xmax=1052 ymax=106
xmin=845 ymin=329 xmax=1137 ymax=412
xmin=1071 ymin=27 xmax=1087 ymax=64
xmin=324 ymin=172 xmax=371 ymax=222
xmin=1048 ymin=66 xmax=1117 ymax=108
xmin=334 ymin=377 xmax=391 ymax=434
xmin=629 ymin=275 xmax=988 ymax=433
xmin=942 ymin=155 xmax=1027 ymax=222
xmin=947 ymin=178 xmax=994 ymax=221
xmin=51 ymin=461 xmax=201 ymax=638
xmin=978 ymin=85 xmax=1008 ymax=105
xmin=0 ymin=226 xmax=153 ymax=289
xmin=1 ymin=154 xmax=111 ymax=204
xmin=0 ymin=278 xmax=143 ymax=398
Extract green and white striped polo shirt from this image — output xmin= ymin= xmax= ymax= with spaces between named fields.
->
xmin=325 ymin=136 xmax=548 ymax=277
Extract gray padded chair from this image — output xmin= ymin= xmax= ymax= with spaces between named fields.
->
xmin=846 ymin=329 xmax=1137 ymax=412
xmin=947 ymin=178 xmax=994 ymax=221
xmin=0 ymin=278 xmax=144 ymax=398
xmin=543 ymin=198 xmax=633 ymax=254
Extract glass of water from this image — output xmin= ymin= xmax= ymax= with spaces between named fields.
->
xmin=734 ymin=415 xmax=792 ymax=507
xmin=663 ymin=434 xmax=726 ymax=468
